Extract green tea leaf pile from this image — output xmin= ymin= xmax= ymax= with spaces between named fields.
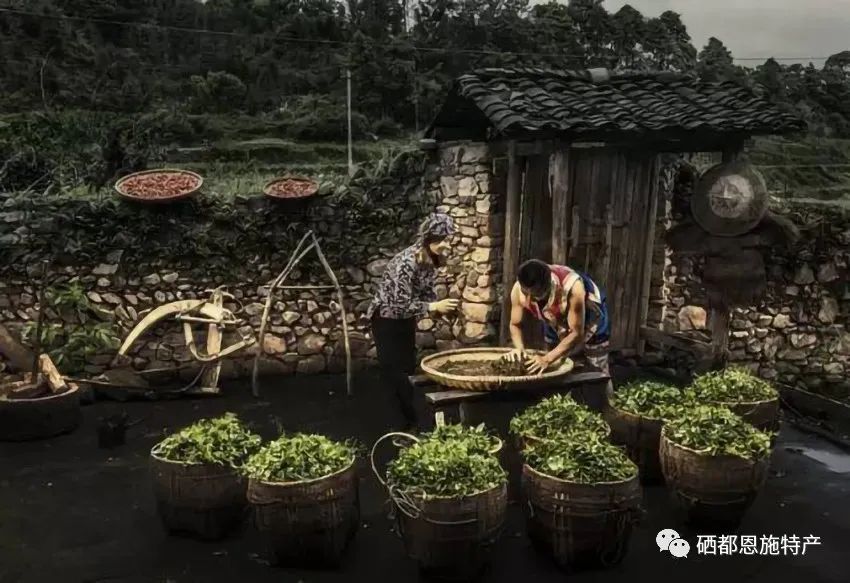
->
xmin=664 ymin=405 xmax=772 ymax=460
xmin=524 ymin=434 xmax=637 ymax=483
xmin=610 ymin=381 xmax=688 ymax=420
xmin=420 ymin=423 xmax=500 ymax=455
xmin=387 ymin=439 xmax=506 ymax=497
xmin=152 ymin=413 xmax=261 ymax=468
xmin=510 ymin=394 xmax=609 ymax=440
xmin=688 ymin=368 xmax=778 ymax=403
xmin=245 ymin=434 xmax=357 ymax=482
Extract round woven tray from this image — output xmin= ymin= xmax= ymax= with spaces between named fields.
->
xmin=114 ymin=169 xmax=203 ymax=204
xmin=263 ymin=175 xmax=319 ymax=201
xmin=419 ymin=347 xmax=575 ymax=392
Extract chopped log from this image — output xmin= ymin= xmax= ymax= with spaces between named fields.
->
xmin=38 ymin=354 xmax=67 ymax=394
xmin=0 ymin=323 xmax=35 ymax=373
xmin=1 ymin=375 xmax=39 ymax=398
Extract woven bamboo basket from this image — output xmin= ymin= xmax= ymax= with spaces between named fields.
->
xmin=420 ymin=347 xmax=575 ymax=392
xmin=395 ymin=484 xmax=508 ymax=581
xmin=371 ymin=432 xmax=508 ymax=580
xmin=521 ymin=463 xmax=642 ymax=570
xmin=114 ymin=169 xmax=203 ymax=204
xmin=658 ymin=430 xmax=770 ymax=526
xmin=0 ymin=383 xmax=81 ymax=441
xmin=713 ymin=398 xmax=780 ymax=432
xmin=149 ymin=451 xmax=247 ymax=540
xmin=603 ymin=405 xmax=665 ymax=485
xmin=247 ymin=459 xmax=360 ymax=568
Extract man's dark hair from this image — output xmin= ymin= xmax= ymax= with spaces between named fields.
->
xmin=518 ymin=259 xmax=551 ymax=295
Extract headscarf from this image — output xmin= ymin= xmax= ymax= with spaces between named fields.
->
xmin=416 ymin=212 xmax=455 ymax=244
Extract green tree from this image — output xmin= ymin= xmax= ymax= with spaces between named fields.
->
xmin=696 ymin=37 xmax=742 ymax=82
xmin=567 ymin=0 xmax=614 ymax=67
xmin=643 ymin=11 xmax=696 ymax=71
xmin=753 ymin=58 xmax=786 ymax=99
xmin=610 ymin=4 xmax=647 ymax=69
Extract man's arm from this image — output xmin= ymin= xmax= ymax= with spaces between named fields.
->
xmin=509 ymin=282 xmax=526 ymax=351
xmin=546 ymin=279 xmax=586 ymax=362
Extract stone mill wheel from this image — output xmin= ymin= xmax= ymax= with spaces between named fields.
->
xmin=691 ymin=160 xmax=769 ymax=237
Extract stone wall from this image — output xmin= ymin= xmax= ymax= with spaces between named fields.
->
xmin=5 ymin=141 xmax=845 ymax=401
xmin=0 ymin=145 xmax=502 ymax=382
xmin=426 ymin=143 xmax=504 ymax=351
xmin=654 ymin=168 xmax=850 ymax=400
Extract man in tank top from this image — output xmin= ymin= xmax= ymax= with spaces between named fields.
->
xmin=507 ymin=259 xmax=612 ymax=399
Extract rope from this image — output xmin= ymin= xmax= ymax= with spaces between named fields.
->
xmin=370 ymin=431 xmax=487 ymax=527
xmin=369 ymin=431 xmax=420 ymax=488
xmin=675 ymin=490 xmax=750 ymax=507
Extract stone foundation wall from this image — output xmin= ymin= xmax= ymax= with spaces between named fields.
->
xmin=654 ymin=174 xmax=850 ymax=400
xmin=0 ymin=145 xmax=502 ymax=382
xmin=5 ymin=142 xmax=845 ymax=400
xmin=427 ymin=143 xmax=504 ymax=351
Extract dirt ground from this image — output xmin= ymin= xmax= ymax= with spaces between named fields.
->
xmin=1 ymin=370 xmax=848 ymax=583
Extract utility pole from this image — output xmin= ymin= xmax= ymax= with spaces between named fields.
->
xmin=346 ymin=67 xmax=353 ymax=177
xmin=404 ymin=0 xmax=419 ymax=134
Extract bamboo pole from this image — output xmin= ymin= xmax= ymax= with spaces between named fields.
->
xmin=30 ymin=260 xmax=50 ymax=378
xmin=310 ymin=233 xmax=353 ymax=397
xmin=252 ymin=232 xmax=315 ymax=397
xmin=251 ymin=231 xmax=353 ymax=398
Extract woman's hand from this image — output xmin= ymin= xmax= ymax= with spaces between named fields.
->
xmin=429 ymin=298 xmax=460 ymax=314
xmin=525 ymin=353 xmax=555 ymax=375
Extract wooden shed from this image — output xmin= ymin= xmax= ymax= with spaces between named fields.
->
xmin=425 ymin=67 xmax=805 ymax=356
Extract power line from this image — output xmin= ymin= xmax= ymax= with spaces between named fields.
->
xmin=1 ymin=58 xmax=350 ymax=75
xmin=0 ymin=7 xmax=837 ymax=62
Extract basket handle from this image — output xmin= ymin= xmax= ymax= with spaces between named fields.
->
xmin=369 ymin=431 xmax=420 ymax=488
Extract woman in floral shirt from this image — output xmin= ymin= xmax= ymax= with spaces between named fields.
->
xmin=367 ymin=212 xmax=459 ymax=428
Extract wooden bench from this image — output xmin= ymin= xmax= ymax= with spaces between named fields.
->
xmin=412 ymin=369 xmax=610 ymax=427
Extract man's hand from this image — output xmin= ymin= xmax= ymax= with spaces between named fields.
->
xmin=504 ymin=348 xmax=525 ymax=363
xmin=430 ymin=299 xmax=460 ymax=314
xmin=525 ymin=353 xmax=555 ymax=376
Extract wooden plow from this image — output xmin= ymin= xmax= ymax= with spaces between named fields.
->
xmin=106 ymin=286 xmax=256 ymax=396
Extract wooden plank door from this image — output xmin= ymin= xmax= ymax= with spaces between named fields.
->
xmin=515 ymin=154 xmax=553 ymax=349
xmin=549 ymin=147 xmax=659 ymax=352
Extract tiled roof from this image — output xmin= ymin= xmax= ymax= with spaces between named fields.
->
xmin=426 ymin=68 xmax=805 ymax=139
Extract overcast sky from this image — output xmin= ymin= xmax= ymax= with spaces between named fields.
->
xmin=602 ymin=0 xmax=850 ymax=66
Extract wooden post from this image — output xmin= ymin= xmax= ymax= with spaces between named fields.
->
xmin=500 ymin=141 xmax=522 ymax=346
xmin=709 ymin=300 xmax=731 ymax=366
xmin=636 ymin=155 xmax=661 ymax=355
xmin=722 ymin=140 xmax=744 ymax=164
xmin=550 ymin=146 xmax=571 ymax=264
xmin=707 ymin=141 xmax=742 ymax=364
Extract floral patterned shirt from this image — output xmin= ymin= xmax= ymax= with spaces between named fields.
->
xmin=367 ymin=244 xmax=436 ymax=320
